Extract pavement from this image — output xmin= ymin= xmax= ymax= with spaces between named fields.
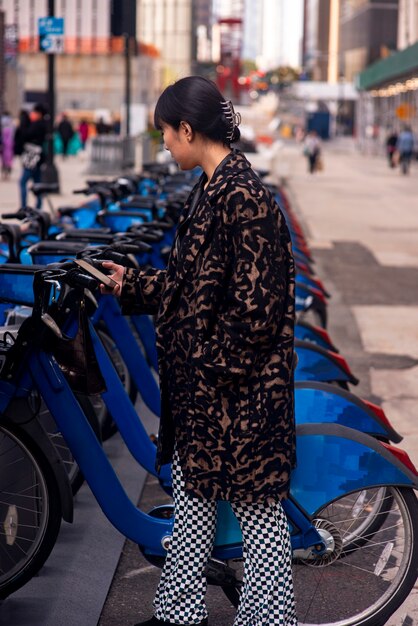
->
xmin=0 ymin=142 xmax=417 ymax=625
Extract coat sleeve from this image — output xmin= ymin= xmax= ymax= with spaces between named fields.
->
xmin=196 ymin=184 xmax=295 ymax=378
xmin=120 ymin=266 xmax=166 ymax=315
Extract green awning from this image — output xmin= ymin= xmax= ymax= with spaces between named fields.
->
xmin=357 ymin=41 xmax=418 ymax=90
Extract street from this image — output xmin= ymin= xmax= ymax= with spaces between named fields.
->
xmin=0 ymin=141 xmax=417 ymax=625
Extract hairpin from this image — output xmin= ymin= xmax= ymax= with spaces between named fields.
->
xmin=220 ymin=100 xmax=241 ymax=142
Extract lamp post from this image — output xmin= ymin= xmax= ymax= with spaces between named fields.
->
xmin=40 ymin=0 xmax=60 ymax=189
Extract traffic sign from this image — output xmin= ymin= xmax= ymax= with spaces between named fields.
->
xmin=38 ymin=17 xmax=64 ymax=54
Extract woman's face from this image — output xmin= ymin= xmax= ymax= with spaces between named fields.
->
xmin=160 ymin=122 xmax=198 ymax=170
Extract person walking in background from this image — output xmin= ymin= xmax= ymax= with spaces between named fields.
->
xmin=101 ymin=76 xmax=297 ymax=626
xmin=57 ymin=113 xmax=74 ymax=158
xmin=1 ymin=112 xmax=15 ymax=180
xmin=396 ymin=125 xmax=415 ymax=175
xmin=303 ymin=130 xmax=321 ymax=174
xmin=16 ymin=103 xmax=48 ymax=209
xmin=78 ymin=119 xmax=89 ymax=149
xmin=95 ymin=117 xmax=109 ymax=135
xmin=385 ymin=130 xmax=398 ymax=168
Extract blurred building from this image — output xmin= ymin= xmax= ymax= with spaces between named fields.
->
xmin=302 ymin=0 xmax=341 ymax=82
xmin=0 ymin=0 xmax=162 ymax=117
xmin=339 ymin=0 xmax=399 ymax=82
xmin=303 ymin=0 xmax=400 ymax=83
xmin=243 ymin=0 xmax=303 ymax=70
xmin=136 ymin=0 xmax=193 ymax=85
xmin=398 ymin=0 xmax=418 ymax=49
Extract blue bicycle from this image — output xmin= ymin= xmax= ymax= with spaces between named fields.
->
xmin=0 ymin=264 xmax=417 ymax=626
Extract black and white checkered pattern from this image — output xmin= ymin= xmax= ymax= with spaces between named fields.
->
xmin=231 ymin=500 xmax=297 ymax=625
xmin=153 ymin=450 xmax=296 ymax=625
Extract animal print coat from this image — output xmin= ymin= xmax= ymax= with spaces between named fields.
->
xmin=121 ymin=151 xmax=296 ymax=503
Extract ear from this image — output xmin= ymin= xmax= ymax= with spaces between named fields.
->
xmin=180 ymin=121 xmax=193 ymax=141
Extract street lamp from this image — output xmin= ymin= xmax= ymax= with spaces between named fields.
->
xmin=40 ymin=0 xmax=60 ymax=189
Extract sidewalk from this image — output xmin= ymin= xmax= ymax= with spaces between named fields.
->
xmin=277 ymin=139 xmax=418 ymax=626
xmin=0 ymin=151 xmax=99 ymax=217
xmin=1 ymin=145 xmax=417 ymax=625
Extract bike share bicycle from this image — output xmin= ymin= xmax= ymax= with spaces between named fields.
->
xmin=0 ymin=261 xmax=417 ymax=626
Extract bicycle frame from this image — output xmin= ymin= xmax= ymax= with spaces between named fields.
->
xmin=91 ymin=295 xmax=161 ymax=416
xmin=1 ymin=325 xmax=417 ymax=566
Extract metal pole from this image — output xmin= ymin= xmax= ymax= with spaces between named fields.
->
xmin=124 ymin=32 xmax=131 ymax=137
xmin=41 ymin=0 xmax=60 ymax=188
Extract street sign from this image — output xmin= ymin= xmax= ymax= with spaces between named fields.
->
xmin=38 ymin=17 xmax=64 ymax=54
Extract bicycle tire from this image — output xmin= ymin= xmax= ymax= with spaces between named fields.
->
xmin=222 ymin=487 xmax=418 ymax=626
xmin=0 ymin=421 xmax=62 ymax=599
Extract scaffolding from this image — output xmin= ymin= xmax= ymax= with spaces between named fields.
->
xmin=213 ymin=0 xmax=244 ymax=100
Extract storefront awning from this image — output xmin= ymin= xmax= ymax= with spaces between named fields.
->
xmin=357 ymin=41 xmax=418 ymax=91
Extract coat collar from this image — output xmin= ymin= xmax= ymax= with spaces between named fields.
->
xmin=203 ymin=149 xmax=252 ymax=201
xmin=175 ymin=149 xmax=252 ymax=230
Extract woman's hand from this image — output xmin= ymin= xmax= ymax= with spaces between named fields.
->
xmin=99 ymin=261 xmax=125 ymax=296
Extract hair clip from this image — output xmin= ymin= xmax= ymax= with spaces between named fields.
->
xmin=221 ymin=100 xmax=241 ymax=142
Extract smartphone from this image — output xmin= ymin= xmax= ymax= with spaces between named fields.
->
xmin=74 ymin=258 xmax=118 ymax=289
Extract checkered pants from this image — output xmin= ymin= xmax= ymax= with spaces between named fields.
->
xmin=153 ymin=450 xmax=297 ymax=625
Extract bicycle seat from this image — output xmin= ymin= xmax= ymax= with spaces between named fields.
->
xmin=56 ymin=230 xmax=114 ymax=243
xmin=31 ymin=182 xmax=60 ymax=196
xmin=27 ymin=241 xmax=88 ymax=254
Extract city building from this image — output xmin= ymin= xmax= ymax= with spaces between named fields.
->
xmin=398 ymin=0 xmax=418 ymax=49
xmin=136 ymin=0 xmax=193 ymax=85
xmin=339 ymin=0 xmax=399 ymax=81
xmin=302 ymin=0 xmax=332 ymax=81
xmin=357 ymin=41 xmax=418 ymax=154
xmin=243 ymin=0 xmax=303 ymax=70
xmin=0 ymin=0 xmax=162 ymax=121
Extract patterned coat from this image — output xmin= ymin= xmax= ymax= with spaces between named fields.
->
xmin=121 ymin=151 xmax=296 ymax=503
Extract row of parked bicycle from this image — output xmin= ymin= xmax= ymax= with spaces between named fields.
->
xmin=0 ymin=160 xmax=416 ymax=626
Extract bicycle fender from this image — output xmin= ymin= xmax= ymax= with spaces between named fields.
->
xmin=294 ymin=381 xmax=401 ymax=442
xmin=292 ymin=423 xmax=418 ymax=517
xmin=295 ymin=340 xmax=359 ymax=385
xmin=3 ymin=403 xmax=73 ymax=523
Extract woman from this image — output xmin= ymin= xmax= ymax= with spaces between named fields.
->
xmin=78 ymin=119 xmax=89 ymax=149
xmin=303 ymin=130 xmax=321 ymax=174
xmin=1 ymin=112 xmax=15 ymax=180
xmin=102 ymin=76 xmax=297 ymax=626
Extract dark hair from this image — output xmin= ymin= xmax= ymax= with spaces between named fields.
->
xmin=154 ymin=76 xmax=240 ymax=145
xmin=33 ymin=102 xmax=48 ymax=116
xmin=19 ymin=110 xmax=31 ymax=127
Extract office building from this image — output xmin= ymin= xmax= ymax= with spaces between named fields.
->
xmin=0 ymin=0 xmax=161 ymax=114
xmin=339 ymin=0 xmax=399 ymax=81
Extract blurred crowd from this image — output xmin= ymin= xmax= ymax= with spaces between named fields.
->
xmin=0 ymin=103 xmax=123 ymax=208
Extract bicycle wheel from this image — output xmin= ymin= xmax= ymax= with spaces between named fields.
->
xmin=336 ymin=486 xmax=393 ymax=553
xmin=0 ymin=421 xmax=62 ymax=599
xmin=222 ymin=487 xmax=418 ymax=626
xmin=93 ymin=328 xmax=136 ymax=441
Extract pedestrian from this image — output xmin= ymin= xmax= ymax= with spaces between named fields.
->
xmin=396 ymin=125 xmax=414 ymax=175
xmin=78 ymin=118 xmax=89 ymax=149
xmin=1 ymin=111 xmax=15 ymax=180
xmin=95 ymin=117 xmax=109 ymax=135
xmin=111 ymin=115 xmax=121 ymax=135
xmin=15 ymin=104 xmax=47 ymax=209
xmin=57 ymin=113 xmax=74 ymax=158
xmin=303 ymin=130 xmax=321 ymax=174
xmin=101 ymin=76 xmax=297 ymax=626
xmin=385 ymin=130 xmax=398 ymax=168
